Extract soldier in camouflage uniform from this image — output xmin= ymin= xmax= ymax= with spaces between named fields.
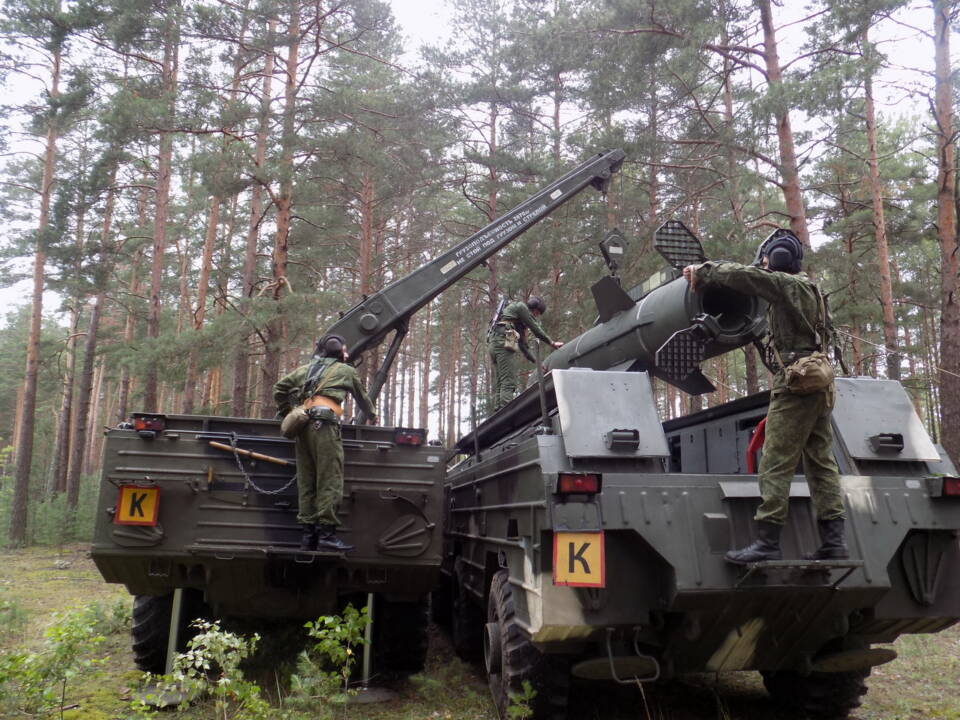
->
xmin=683 ymin=231 xmax=848 ymax=564
xmin=488 ymin=296 xmax=564 ymax=411
xmin=274 ymin=334 xmax=377 ymax=552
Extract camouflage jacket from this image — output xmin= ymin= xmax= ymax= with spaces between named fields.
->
xmin=274 ymin=358 xmax=377 ymax=418
xmin=693 ymin=261 xmax=827 ymax=374
xmin=500 ymin=301 xmax=554 ymax=362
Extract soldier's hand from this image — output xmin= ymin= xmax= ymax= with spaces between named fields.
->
xmin=552 ymin=340 xmax=563 ymax=349
xmin=368 ymin=415 xmax=379 ymax=425
xmin=682 ymin=264 xmax=699 ymax=289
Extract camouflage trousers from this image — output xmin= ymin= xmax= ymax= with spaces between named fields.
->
xmin=295 ymin=420 xmax=344 ymax=526
xmin=755 ymin=385 xmax=845 ymax=525
xmin=489 ymin=341 xmax=521 ymax=411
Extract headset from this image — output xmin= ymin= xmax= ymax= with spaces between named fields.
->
xmin=753 ymin=228 xmax=803 ymax=274
xmin=316 ymin=334 xmax=346 ymax=357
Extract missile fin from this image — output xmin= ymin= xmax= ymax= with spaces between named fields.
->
xmin=654 ymin=220 xmax=705 ymax=269
xmin=650 ymin=367 xmax=716 ymax=395
xmin=655 ymin=326 xmax=715 ymax=395
xmin=591 ymin=276 xmax=636 ymax=323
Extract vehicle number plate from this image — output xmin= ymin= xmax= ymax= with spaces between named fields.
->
xmin=552 ymin=531 xmax=605 ymax=587
xmin=114 ymin=485 xmax=160 ymax=526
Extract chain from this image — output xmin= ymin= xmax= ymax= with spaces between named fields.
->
xmin=228 ymin=432 xmax=297 ymax=495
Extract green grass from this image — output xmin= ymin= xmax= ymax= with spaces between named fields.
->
xmin=1 ymin=544 xmax=957 ymax=719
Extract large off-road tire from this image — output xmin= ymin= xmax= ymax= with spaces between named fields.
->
xmin=131 ymin=591 xmax=205 ymax=675
xmin=374 ymin=595 xmax=429 ymax=673
xmin=451 ymin=558 xmax=483 ymax=660
xmin=762 ymin=668 xmax=870 ymax=719
xmin=131 ymin=593 xmax=176 ymax=674
xmin=485 ymin=570 xmax=569 ymax=720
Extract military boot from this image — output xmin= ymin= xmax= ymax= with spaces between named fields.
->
xmin=299 ymin=524 xmax=318 ymax=551
xmin=725 ymin=521 xmax=782 ymax=565
xmin=316 ymin=524 xmax=354 ymax=552
xmin=806 ymin=518 xmax=849 ymax=560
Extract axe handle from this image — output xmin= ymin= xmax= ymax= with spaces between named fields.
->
xmin=208 ymin=441 xmax=292 ymax=466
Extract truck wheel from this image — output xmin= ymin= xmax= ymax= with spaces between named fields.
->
xmin=374 ymin=595 xmax=429 ymax=673
xmin=451 ymin=559 xmax=483 ymax=660
xmin=485 ymin=570 xmax=569 ymax=720
xmin=131 ymin=591 xmax=204 ymax=675
xmin=762 ymin=668 xmax=869 ymax=718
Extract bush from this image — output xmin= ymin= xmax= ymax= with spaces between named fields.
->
xmin=0 ymin=603 xmax=115 ymax=717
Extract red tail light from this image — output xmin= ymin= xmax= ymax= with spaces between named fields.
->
xmin=943 ymin=476 xmax=960 ymax=496
xmin=394 ymin=428 xmax=426 ymax=446
xmin=131 ymin=413 xmax=166 ymax=439
xmin=557 ymin=473 xmax=601 ymax=495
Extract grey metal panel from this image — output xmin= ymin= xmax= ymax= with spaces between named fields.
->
xmin=719 ymin=480 xmax=811 ymax=498
xmin=833 ymin=378 xmax=939 ymax=461
xmin=553 ymin=369 xmax=668 ymax=458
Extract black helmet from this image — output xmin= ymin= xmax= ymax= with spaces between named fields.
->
xmin=526 ymin=296 xmax=547 ymax=314
xmin=753 ymin=229 xmax=803 ymax=274
xmin=316 ymin=334 xmax=345 ymax=358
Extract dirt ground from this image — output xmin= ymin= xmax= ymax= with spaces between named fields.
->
xmin=1 ymin=544 xmax=958 ymax=720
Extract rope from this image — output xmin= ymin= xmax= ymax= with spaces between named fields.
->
xmin=229 ymin=432 xmax=297 ymax=496
xmin=833 ymin=329 xmax=960 ymax=381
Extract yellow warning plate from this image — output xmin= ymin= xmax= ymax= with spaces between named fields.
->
xmin=114 ymin=485 xmax=160 ymax=526
xmin=553 ymin=531 xmax=605 ymax=587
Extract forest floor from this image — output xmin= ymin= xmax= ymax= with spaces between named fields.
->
xmin=0 ymin=544 xmax=957 ymax=720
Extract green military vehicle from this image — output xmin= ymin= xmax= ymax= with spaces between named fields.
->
xmin=439 ymin=223 xmax=960 ymax=719
xmin=89 ymin=150 xmax=627 ymax=674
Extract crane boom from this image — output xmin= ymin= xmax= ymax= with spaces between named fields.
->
xmin=324 ymin=149 xmax=626 ymax=407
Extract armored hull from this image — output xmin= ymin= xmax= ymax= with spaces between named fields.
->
xmin=441 ymin=371 xmax=960 ymax=719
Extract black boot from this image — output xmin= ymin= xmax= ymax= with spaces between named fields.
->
xmin=299 ymin=523 xmax=318 ymax=551
xmin=806 ymin=518 xmax=849 ymax=560
xmin=316 ymin=524 xmax=354 ymax=552
xmin=725 ymin=521 xmax=782 ymax=565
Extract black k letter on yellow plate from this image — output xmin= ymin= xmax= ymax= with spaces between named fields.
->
xmin=553 ymin=531 xmax=605 ymax=587
xmin=114 ymin=485 xmax=160 ymax=526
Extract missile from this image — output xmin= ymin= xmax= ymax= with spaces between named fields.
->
xmin=544 ymin=221 xmax=768 ymax=394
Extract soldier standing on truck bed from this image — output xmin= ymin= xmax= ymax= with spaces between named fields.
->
xmin=488 ymin=296 xmax=564 ymax=411
xmin=683 ymin=230 xmax=849 ymax=565
xmin=274 ymin=334 xmax=377 ymax=552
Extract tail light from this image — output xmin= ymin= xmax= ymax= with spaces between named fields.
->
xmin=927 ymin=475 xmax=960 ymax=497
xmin=394 ymin=428 xmax=426 ymax=446
xmin=131 ymin=413 xmax=166 ymax=439
xmin=556 ymin=473 xmax=602 ymax=495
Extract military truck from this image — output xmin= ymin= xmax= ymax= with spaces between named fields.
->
xmin=439 ymin=223 xmax=960 ymax=719
xmin=90 ymin=150 xmax=627 ymax=674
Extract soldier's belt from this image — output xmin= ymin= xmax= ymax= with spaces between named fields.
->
xmin=304 ymin=395 xmax=343 ymax=417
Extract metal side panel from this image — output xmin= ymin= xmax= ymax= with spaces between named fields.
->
xmin=554 ymin=369 xmax=668 ymax=458
xmin=833 ymin=377 xmax=939 ymax=461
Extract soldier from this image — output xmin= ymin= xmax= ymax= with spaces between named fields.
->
xmin=488 ymin=296 xmax=564 ymax=411
xmin=682 ymin=231 xmax=848 ymax=564
xmin=274 ymin=334 xmax=377 ymax=552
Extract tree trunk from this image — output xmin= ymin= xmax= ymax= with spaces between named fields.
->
xmin=183 ymin=196 xmax=221 ymax=413
xmin=143 ymin=3 xmax=180 ymax=412
xmin=933 ymin=0 xmax=959 ymax=460
xmin=10 ymin=39 xmax=61 ymax=546
xmin=66 ymin=295 xmax=102 ymax=509
xmin=260 ymin=2 xmax=300 ymax=418
xmin=862 ymin=28 xmax=900 ymax=380
xmin=50 ymin=310 xmax=80 ymax=496
xmin=757 ymin=0 xmax=810 ymax=249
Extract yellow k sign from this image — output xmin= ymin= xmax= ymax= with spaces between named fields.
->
xmin=552 ymin=531 xmax=605 ymax=587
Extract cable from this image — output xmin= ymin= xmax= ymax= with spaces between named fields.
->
xmin=833 ymin=329 xmax=960 ymax=381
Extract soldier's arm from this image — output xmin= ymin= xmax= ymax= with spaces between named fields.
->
xmin=273 ymin=367 xmax=305 ymax=416
xmin=519 ymin=337 xmax=537 ymax=363
xmin=516 ymin=304 xmax=554 ymax=345
xmin=693 ymin=261 xmax=785 ymax=303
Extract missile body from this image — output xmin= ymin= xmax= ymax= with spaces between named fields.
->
xmin=544 ymin=275 xmax=767 ymax=394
